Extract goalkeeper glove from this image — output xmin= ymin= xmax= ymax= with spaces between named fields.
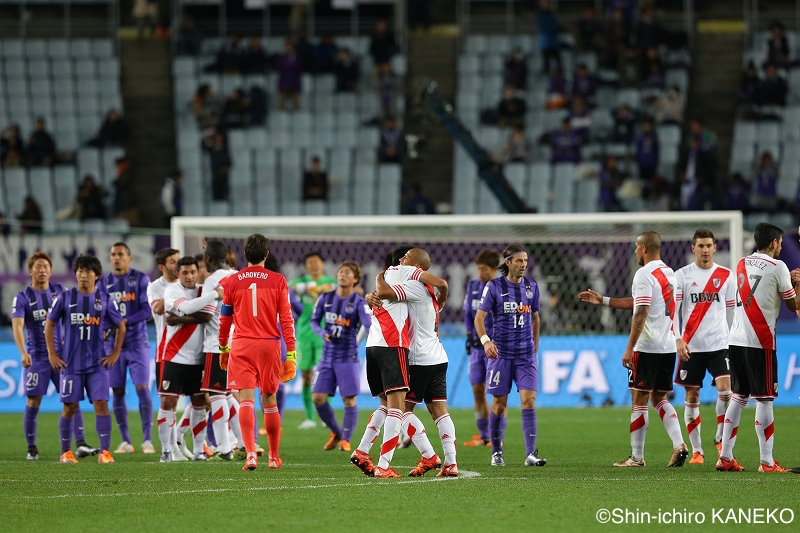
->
xmin=280 ymin=351 xmax=297 ymax=383
xmin=219 ymin=344 xmax=231 ymax=371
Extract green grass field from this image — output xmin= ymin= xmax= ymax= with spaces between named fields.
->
xmin=1 ymin=406 xmax=799 ymax=532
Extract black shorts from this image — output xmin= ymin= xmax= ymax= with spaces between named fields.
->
xmin=729 ymin=345 xmax=778 ymax=399
xmin=158 ymin=361 xmax=204 ymax=397
xmin=201 ymin=352 xmax=228 ymax=394
xmin=406 ymin=363 xmax=448 ymax=404
xmin=366 ymin=346 xmax=409 ymax=397
xmin=674 ymin=349 xmax=730 ymax=387
xmin=628 ymin=352 xmax=675 ymax=392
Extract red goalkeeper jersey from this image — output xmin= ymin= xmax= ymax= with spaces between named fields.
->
xmin=219 ymin=266 xmax=296 ymax=351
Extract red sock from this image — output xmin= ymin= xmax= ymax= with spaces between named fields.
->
xmin=240 ymin=400 xmax=256 ymax=454
xmin=264 ymin=403 xmax=281 ymax=458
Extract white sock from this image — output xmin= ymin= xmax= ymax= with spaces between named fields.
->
xmin=210 ymin=396 xmax=231 ymax=455
xmin=170 ymin=408 xmax=179 ymax=452
xmin=755 ymin=399 xmax=775 ymax=466
xmin=435 ymin=413 xmax=457 ymax=467
xmin=720 ymin=394 xmax=747 ymax=460
xmin=630 ymin=405 xmax=648 ymax=461
xmin=157 ymin=408 xmax=174 ymax=454
xmin=684 ymin=402 xmax=703 ymax=455
xmin=715 ymin=390 xmax=731 ymax=442
xmin=357 ymin=406 xmax=388 ymax=454
xmin=227 ymin=396 xmax=243 ymax=448
xmin=655 ymin=400 xmax=685 ymax=448
xmin=189 ymin=406 xmax=207 ymax=455
xmin=402 ymin=412 xmax=435 ymax=459
xmin=377 ymin=408 xmax=402 ymax=469
xmin=177 ymin=405 xmax=192 ymax=441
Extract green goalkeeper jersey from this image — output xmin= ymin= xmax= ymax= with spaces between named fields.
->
xmin=289 ymin=274 xmax=337 ymax=340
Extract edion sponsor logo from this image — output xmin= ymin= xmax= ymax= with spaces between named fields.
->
xmin=70 ymin=313 xmax=100 ymax=325
xmin=503 ymin=302 xmax=531 ymax=314
xmin=541 ymin=350 xmax=610 ymax=394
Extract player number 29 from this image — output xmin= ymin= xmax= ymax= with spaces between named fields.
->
xmin=26 ymin=372 xmax=39 ymax=388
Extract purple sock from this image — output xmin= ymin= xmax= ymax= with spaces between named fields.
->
xmin=276 ymin=386 xmax=286 ymax=417
xmin=96 ymin=414 xmax=112 ymax=452
xmin=521 ymin=408 xmax=538 ymax=456
xmin=341 ymin=406 xmax=358 ymax=442
xmin=136 ymin=388 xmax=153 ymax=442
xmin=73 ymin=407 xmax=86 ymax=444
xmin=24 ymin=406 xmax=39 ymax=448
xmin=476 ymin=416 xmax=489 ymax=442
xmin=501 ymin=414 xmax=508 ymax=433
xmin=59 ymin=415 xmax=73 ymax=454
xmin=315 ymin=402 xmax=342 ymax=436
xmin=112 ymin=392 xmax=131 ymax=444
xmin=207 ymin=412 xmax=217 ymax=447
xmin=489 ymin=411 xmax=504 ymax=453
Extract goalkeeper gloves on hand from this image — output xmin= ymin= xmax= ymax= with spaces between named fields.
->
xmin=280 ymin=351 xmax=297 ymax=383
xmin=219 ymin=344 xmax=231 ymax=370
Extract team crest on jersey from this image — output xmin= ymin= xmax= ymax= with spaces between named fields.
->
xmin=680 ymin=370 xmax=688 ymax=380
xmin=162 ymin=380 xmax=170 ymax=390
xmin=345 ymin=304 xmax=354 ymax=314
xmin=526 ymin=290 xmax=533 ymax=298
xmin=94 ymin=302 xmax=103 ymax=311
xmin=713 ymin=279 xmax=721 ymax=288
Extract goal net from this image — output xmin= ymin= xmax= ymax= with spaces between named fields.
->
xmin=172 ymin=212 xmax=743 ymax=336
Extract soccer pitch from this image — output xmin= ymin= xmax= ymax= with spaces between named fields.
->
xmin=1 ymin=407 xmax=799 ymax=532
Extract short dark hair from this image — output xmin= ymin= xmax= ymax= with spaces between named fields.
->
xmin=73 ymin=254 xmax=102 ymax=276
xmin=194 ymin=253 xmax=205 ymax=264
xmin=475 ymin=249 xmax=501 ymax=268
xmin=204 ymin=240 xmax=228 ymax=267
xmin=265 ymin=254 xmax=280 ymax=273
xmin=226 ymin=250 xmax=237 ymax=269
xmin=692 ymin=229 xmax=716 ymax=245
xmin=499 ymin=244 xmax=527 ymax=276
xmin=383 ymin=251 xmax=394 ymax=270
xmin=177 ymin=256 xmax=199 ymax=270
xmin=111 ymin=242 xmax=130 ymax=255
xmin=244 ymin=234 xmax=271 ymax=264
xmin=392 ymin=246 xmax=414 ymax=266
xmin=155 ymin=247 xmax=179 ymax=267
xmin=303 ymin=251 xmax=323 ymax=263
xmin=753 ymin=222 xmax=783 ymax=251
xmin=28 ymin=251 xmax=52 ymax=271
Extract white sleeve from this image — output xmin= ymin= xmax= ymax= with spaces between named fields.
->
xmin=356 ymin=326 xmax=367 ymax=344
xmin=161 ymin=182 xmax=175 ymax=215
xmin=173 ymin=290 xmax=219 ymax=315
xmin=164 ymin=286 xmax=180 ymax=313
xmin=724 ymin=274 xmax=737 ymax=309
xmin=391 ymin=279 xmax=429 ymax=302
xmin=147 ymin=282 xmax=164 ymax=310
xmin=777 ymin=261 xmax=796 ymax=300
xmin=632 ymin=269 xmax=654 ymax=307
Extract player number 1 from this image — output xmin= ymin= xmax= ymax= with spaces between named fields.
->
xmin=249 ymin=283 xmax=258 ymax=316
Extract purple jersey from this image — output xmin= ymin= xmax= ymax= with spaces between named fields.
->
xmin=463 ymin=279 xmax=493 ymax=338
xmin=478 ymin=276 xmax=540 ymax=359
xmin=48 ymin=288 xmax=124 ymax=374
xmin=12 ymin=283 xmax=64 ymax=359
xmin=101 ymin=269 xmax=150 ymax=349
xmin=310 ymin=290 xmax=372 ymax=362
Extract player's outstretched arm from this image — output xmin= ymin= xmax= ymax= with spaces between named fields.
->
xmin=165 ymin=311 xmax=213 ymax=326
xmin=418 ymin=271 xmax=448 ymax=306
xmin=578 ymin=288 xmax=633 ymax=310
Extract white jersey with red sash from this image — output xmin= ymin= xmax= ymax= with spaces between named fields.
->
xmin=675 ymin=262 xmax=736 ymax=352
xmin=632 ymin=260 xmax=678 ymax=354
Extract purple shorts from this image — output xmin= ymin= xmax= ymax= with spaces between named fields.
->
xmin=485 ymin=357 xmax=539 ymax=397
xmin=60 ymin=369 xmax=110 ymax=403
xmin=469 ymin=347 xmax=488 ymax=386
xmin=108 ymin=345 xmax=151 ymax=388
xmin=312 ymin=358 xmax=361 ymax=398
xmin=24 ymin=359 xmax=60 ymax=397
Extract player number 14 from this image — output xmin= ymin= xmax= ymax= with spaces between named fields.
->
xmin=512 ymin=314 xmax=525 ymax=328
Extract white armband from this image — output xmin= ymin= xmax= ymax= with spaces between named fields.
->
xmin=480 ymin=335 xmax=491 ymax=345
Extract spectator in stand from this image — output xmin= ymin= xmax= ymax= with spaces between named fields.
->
xmin=370 ymin=19 xmax=399 ymax=66
xmin=597 ymin=156 xmax=625 ymax=212
xmin=314 ymin=35 xmax=339 ymax=74
xmin=1 ymin=124 xmax=25 ymax=168
xmin=302 ymin=156 xmax=328 ymax=201
xmin=617 ymin=45 xmax=641 ymax=88
xmin=536 ymin=0 xmax=561 ymax=74
xmin=545 ymin=67 xmax=567 ymax=109
xmin=205 ymin=36 xmax=243 ymax=73
xmin=77 ymin=175 xmax=107 ymax=221
xmin=275 ymin=41 xmax=303 ymax=111
xmin=571 ymin=64 xmax=597 ymax=107
xmin=575 ymin=6 xmax=604 ymax=54
xmin=17 ymin=196 xmax=42 ymax=234
xmin=89 ymin=109 xmax=129 ymax=147
xmin=402 ymin=184 xmax=436 ymax=215
xmin=766 ymin=22 xmax=793 ymax=68
xmin=758 ymin=63 xmax=788 ymax=106
xmin=497 ymin=85 xmax=527 ymax=128
xmin=160 ymin=170 xmax=182 ymax=226
xmin=644 ymin=62 xmax=665 ymax=89
xmin=504 ymin=49 xmax=528 ymax=90
xmin=333 ymin=48 xmax=360 ymax=92
xmin=374 ymin=61 xmax=401 ymax=118
xmin=27 ymin=118 xmax=56 ymax=167
xmin=751 ymin=151 xmax=779 ymax=211
xmin=222 ymin=89 xmax=250 ymax=129
xmin=203 ymin=131 xmax=231 ymax=201
xmin=192 ymin=84 xmax=220 ymax=129
xmin=634 ymin=117 xmax=659 ymax=183
xmin=544 ymin=118 xmax=583 ymax=164
xmin=568 ymin=96 xmax=592 ymax=141
xmin=607 ymin=0 xmax=637 ymax=23
xmin=176 ymin=18 xmax=202 ymax=56
xmin=647 ymin=86 xmax=685 ymax=124
xmin=112 ymin=157 xmax=138 ymax=222
xmin=635 ymin=7 xmax=661 ymax=50
xmin=295 ymin=29 xmax=316 ymax=73
xmin=725 ymin=173 xmax=751 ymax=213
xmin=379 ymin=116 xmax=403 ymax=163
xmin=640 ymin=47 xmax=663 ymax=84
xmin=241 ymin=37 xmax=268 ymax=75
xmin=611 ymin=105 xmax=637 ymax=143
xmin=682 ymin=120 xmax=719 ymax=210
xmin=738 ymin=62 xmax=761 ymax=105
xmin=503 ymin=125 xmax=531 ymax=163
xmin=605 ymin=8 xmax=630 ymax=68
xmin=132 ymin=0 xmax=158 ymax=39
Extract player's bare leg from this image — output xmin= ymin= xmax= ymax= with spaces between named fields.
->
xmin=352 ymin=394 xmax=387 ymax=476
xmin=683 ymin=387 xmax=704 ymax=464
xmin=614 ymin=390 xmax=649 ymax=467
xmin=374 ymin=390 xmax=405 ymax=478
xmin=520 ymin=390 xmax=545 ymax=466
xmin=713 ymin=377 xmax=731 ymax=456
xmin=465 ymin=383 xmax=490 ymax=446
xmin=650 ymin=391 xmax=688 ymax=467
xmin=427 ymin=401 xmax=459 ymax=476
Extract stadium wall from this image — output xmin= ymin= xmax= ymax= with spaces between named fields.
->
xmin=1 ymin=336 xmax=799 ymax=412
